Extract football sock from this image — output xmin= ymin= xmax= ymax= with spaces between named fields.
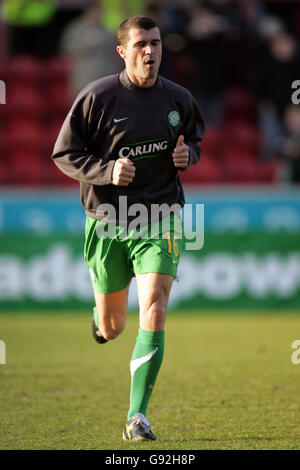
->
xmin=128 ymin=328 xmax=165 ymax=419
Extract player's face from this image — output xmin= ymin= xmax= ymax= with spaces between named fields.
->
xmin=117 ymin=27 xmax=162 ymax=87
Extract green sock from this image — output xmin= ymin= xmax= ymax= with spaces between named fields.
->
xmin=128 ymin=328 xmax=165 ymax=419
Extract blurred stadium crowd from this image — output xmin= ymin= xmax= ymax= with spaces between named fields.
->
xmin=0 ymin=0 xmax=300 ymax=187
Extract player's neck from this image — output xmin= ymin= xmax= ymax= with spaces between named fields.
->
xmin=126 ymin=69 xmax=157 ymax=88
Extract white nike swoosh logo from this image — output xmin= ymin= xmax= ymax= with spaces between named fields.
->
xmin=130 ymin=347 xmax=158 ymax=377
xmin=114 ymin=117 xmax=128 ymax=123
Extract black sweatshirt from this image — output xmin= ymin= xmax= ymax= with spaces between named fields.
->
xmin=52 ymin=69 xmax=205 ymax=223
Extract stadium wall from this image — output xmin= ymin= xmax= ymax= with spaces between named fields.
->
xmin=0 ymin=186 xmax=300 ymax=312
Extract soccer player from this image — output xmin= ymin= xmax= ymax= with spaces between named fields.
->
xmin=52 ymin=16 xmax=205 ymax=441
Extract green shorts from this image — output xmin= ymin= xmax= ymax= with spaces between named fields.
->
xmin=84 ymin=214 xmax=183 ymax=293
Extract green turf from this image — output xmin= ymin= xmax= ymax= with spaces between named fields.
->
xmin=0 ymin=312 xmax=300 ymax=450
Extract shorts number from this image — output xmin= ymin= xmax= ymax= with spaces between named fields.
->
xmin=162 ymin=232 xmax=179 ymax=257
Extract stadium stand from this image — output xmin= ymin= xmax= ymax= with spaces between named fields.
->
xmin=2 ymin=52 xmax=278 ymax=187
xmin=1 ymin=55 xmax=76 ymax=186
xmin=1 ymin=0 xmax=299 ymax=187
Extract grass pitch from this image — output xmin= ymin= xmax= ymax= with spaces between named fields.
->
xmin=0 ymin=312 xmax=300 ymax=450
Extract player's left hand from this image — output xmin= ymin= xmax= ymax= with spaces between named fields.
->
xmin=172 ymin=135 xmax=189 ymax=168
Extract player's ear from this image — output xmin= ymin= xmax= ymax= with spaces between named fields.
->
xmin=117 ymin=45 xmax=126 ymax=60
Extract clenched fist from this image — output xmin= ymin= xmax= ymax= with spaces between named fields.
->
xmin=172 ymin=135 xmax=189 ymax=168
xmin=112 ymin=157 xmax=136 ymax=186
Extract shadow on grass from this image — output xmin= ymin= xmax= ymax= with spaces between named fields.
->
xmin=170 ymin=436 xmax=278 ymax=443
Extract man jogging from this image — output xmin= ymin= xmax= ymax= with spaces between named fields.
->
xmin=52 ymin=16 xmax=205 ymax=441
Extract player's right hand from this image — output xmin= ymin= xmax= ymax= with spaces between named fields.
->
xmin=112 ymin=158 xmax=136 ymax=186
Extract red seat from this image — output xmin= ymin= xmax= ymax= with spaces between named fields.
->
xmin=47 ymin=160 xmax=78 ymax=186
xmin=201 ymin=126 xmax=221 ymax=158
xmin=256 ymin=160 xmax=278 ymax=183
xmin=7 ymin=56 xmax=43 ymax=85
xmin=8 ymin=120 xmax=44 ymax=153
xmin=222 ymin=148 xmax=258 ymax=164
xmin=7 ymin=85 xmax=45 ymax=120
xmin=41 ymin=133 xmax=56 ymax=159
xmin=49 ymin=120 xmax=63 ymax=141
xmin=0 ymin=93 xmax=7 ymax=125
xmin=46 ymin=57 xmax=71 ymax=78
xmin=43 ymin=121 xmax=77 ymax=186
xmin=48 ymin=82 xmax=72 ymax=118
xmin=180 ymin=154 xmax=223 ymax=184
xmin=10 ymin=150 xmax=43 ymax=185
xmin=0 ymin=128 xmax=8 ymax=156
xmin=171 ymin=55 xmax=195 ymax=89
xmin=41 ymin=120 xmax=64 ymax=158
xmin=222 ymin=121 xmax=261 ymax=154
xmin=45 ymin=57 xmax=72 ymax=90
xmin=224 ymin=158 xmax=278 ymax=183
xmin=224 ymin=159 xmax=256 ymax=183
xmin=0 ymin=60 xmax=9 ymax=84
xmin=0 ymin=162 xmax=9 ymax=185
xmin=224 ymin=87 xmax=257 ymax=121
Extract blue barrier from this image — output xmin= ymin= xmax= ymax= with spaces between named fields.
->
xmin=1 ymin=187 xmax=300 ymax=233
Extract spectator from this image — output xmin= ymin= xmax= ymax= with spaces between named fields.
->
xmin=251 ymin=32 xmax=300 ymax=160
xmin=262 ymin=33 xmax=299 ymax=115
xmin=257 ymin=15 xmax=286 ymax=43
xmin=100 ymin=0 xmax=146 ymax=33
xmin=276 ymin=105 xmax=300 ymax=183
xmin=60 ymin=1 xmax=122 ymax=96
xmin=1 ymin=0 xmax=57 ymax=56
xmin=184 ymin=6 xmax=230 ymax=128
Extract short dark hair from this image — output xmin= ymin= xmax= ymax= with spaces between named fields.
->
xmin=117 ymin=16 xmax=159 ymax=46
